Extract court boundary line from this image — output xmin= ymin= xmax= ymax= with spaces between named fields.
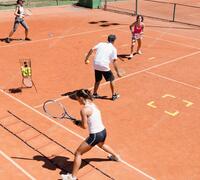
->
xmin=145 ymin=71 xmax=200 ymax=90
xmin=0 ymin=89 xmax=156 ymax=180
xmin=34 ymin=50 xmax=200 ymax=108
xmin=1 ymin=50 xmax=199 ymax=179
xmin=117 ymin=29 xmax=200 ymax=50
xmin=1 ymin=25 xmax=200 ymax=51
xmin=0 ymin=150 xmax=36 ymax=180
xmin=0 ymin=26 xmax=127 ymax=49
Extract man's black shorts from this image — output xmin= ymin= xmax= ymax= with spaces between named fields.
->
xmin=95 ymin=70 xmax=115 ymax=82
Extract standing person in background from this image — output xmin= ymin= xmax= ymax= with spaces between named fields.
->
xmin=129 ymin=15 xmax=145 ymax=58
xmin=61 ymin=89 xmax=120 ymax=180
xmin=85 ymin=34 xmax=122 ymax=101
xmin=6 ymin=0 xmax=31 ymax=43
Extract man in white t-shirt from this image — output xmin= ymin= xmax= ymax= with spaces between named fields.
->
xmin=85 ymin=34 xmax=122 ymax=101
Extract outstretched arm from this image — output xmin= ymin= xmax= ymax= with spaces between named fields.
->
xmin=85 ymin=49 xmax=94 ymax=64
xmin=113 ymin=59 xmax=122 ymax=77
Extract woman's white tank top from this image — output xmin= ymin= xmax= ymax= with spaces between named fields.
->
xmin=85 ymin=103 xmax=105 ymax=134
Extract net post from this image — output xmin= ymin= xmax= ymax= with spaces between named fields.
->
xmin=172 ymin=3 xmax=176 ymax=22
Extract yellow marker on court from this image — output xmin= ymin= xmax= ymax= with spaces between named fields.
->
xmin=164 ymin=110 xmax=179 ymax=117
xmin=182 ymin=100 xmax=193 ymax=107
xmin=162 ymin=94 xmax=176 ymax=98
xmin=147 ymin=101 xmax=157 ymax=108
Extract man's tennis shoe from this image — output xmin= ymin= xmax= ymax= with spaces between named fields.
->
xmin=112 ymin=93 xmax=120 ymax=101
xmin=61 ymin=174 xmax=76 ymax=180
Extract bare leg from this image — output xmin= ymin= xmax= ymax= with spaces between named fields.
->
xmin=93 ymin=81 xmax=100 ymax=95
xmin=130 ymin=40 xmax=136 ymax=57
xmin=110 ymin=81 xmax=115 ymax=96
xmin=137 ymin=39 xmax=142 ymax=54
xmin=98 ymin=142 xmax=120 ymax=160
xmin=72 ymin=141 xmax=92 ymax=177
xmin=25 ymin=29 xmax=28 ymax=39
xmin=8 ymin=30 xmax=14 ymax=38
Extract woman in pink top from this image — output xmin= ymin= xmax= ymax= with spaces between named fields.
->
xmin=129 ymin=15 xmax=145 ymax=58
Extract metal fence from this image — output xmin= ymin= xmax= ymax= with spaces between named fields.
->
xmin=103 ymin=0 xmax=200 ymax=27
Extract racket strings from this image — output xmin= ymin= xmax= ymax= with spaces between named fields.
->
xmin=44 ymin=100 xmax=66 ymax=119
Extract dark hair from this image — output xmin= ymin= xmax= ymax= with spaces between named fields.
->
xmin=108 ymin=34 xmax=116 ymax=43
xmin=136 ymin=15 xmax=144 ymax=22
xmin=17 ymin=0 xmax=24 ymax=4
xmin=76 ymin=89 xmax=93 ymax=100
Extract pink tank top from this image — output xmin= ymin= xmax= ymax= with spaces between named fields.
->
xmin=133 ymin=24 xmax=143 ymax=34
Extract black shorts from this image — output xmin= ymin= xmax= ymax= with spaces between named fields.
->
xmin=95 ymin=70 xmax=115 ymax=82
xmin=85 ymin=129 xmax=107 ymax=146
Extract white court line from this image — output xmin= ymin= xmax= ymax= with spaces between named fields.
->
xmin=0 ymin=89 xmax=156 ymax=180
xmin=148 ymin=57 xmax=156 ymax=60
xmin=0 ymin=150 xmax=36 ymax=180
xmin=114 ymin=50 xmax=200 ymax=83
xmin=34 ymin=50 xmax=200 ymax=109
xmin=0 ymin=26 xmax=126 ymax=49
xmin=150 ymin=29 xmax=200 ymax=42
xmin=145 ymin=71 xmax=200 ymax=91
xmin=117 ymin=29 xmax=200 ymax=50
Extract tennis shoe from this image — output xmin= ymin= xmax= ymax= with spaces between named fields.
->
xmin=128 ymin=54 xmax=133 ymax=58
xmin=61 ymin=174 xmax=76 ymax=180
xmin=137 ymin=50 xmax=142 ymax=55
xmin=112 ymin=93 xmax=120 ymax=101
xmin=92 ymin=93 xmax=101 ymax=98
xmin=25 ymin=37 xmax=31 ymax=41
xmin=108 ymin=154 xmax=120 ymax=162
xmin=5 ymin=38 xmax=11 ymax=43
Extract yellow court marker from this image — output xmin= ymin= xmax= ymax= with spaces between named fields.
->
xmin=162 ymin=94 xmax=176 ymax=98
xmin=182 ymin=100 xmax=193 ymax=107
xmin=147 ymin=101 xmax=157 ymax=108
xmin=164 ymin=110 xmax=179 ymax=117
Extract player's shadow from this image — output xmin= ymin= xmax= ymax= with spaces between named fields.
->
xmin=0 ymin=37 xmax=23 ymax=43
xmin=118 ymin=53 xmax=137 ymax=60
xmin=32 ymin=155 xmax=110 ymax=175
xmin=61 ymin=90 xmax=113 ymax=101
xmin=89 ymin=21 xmax=121 ymax=27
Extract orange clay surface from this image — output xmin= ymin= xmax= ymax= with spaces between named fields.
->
xmin=0 ymin=4 xmax=200 ymax=180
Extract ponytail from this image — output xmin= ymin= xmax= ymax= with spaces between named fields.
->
xmin=76 ymin=89 xmax=93 ymax=101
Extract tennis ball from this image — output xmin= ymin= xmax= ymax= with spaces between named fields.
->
xmin=85 ymin=60 xmax=90 ymax=64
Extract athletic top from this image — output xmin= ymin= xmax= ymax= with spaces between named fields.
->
xmin=17 ymin=5 xmax=25 ymax=18
xmin=85 ymin=102 xmax=105 ymax=134
xmin=133 ymin=24 xmax=143 ymax=34
xmin=92 ymin=42 xmax=117 ymax=71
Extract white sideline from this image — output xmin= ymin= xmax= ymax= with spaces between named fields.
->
xmin=0 ymin=150 xmax=36 ymax=180
xmin=146 ymin=71 xmax=200 ymax=91
xmin=0 ymin=88 xmax=156 ymax=180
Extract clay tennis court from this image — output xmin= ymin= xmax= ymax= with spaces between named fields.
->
xmin=0 ymin=3 xmax=200 ymax=180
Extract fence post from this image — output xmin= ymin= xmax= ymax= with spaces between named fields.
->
xmin=135 ymin=0 xmax=138 ymax=15
xmin=172 ymin=3 xmax=176 ymax=22
xmin=104 ymin=0 xmax=107 ymax=10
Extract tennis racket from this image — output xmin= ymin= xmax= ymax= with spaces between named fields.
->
xmin=43 ymin=100 xmax=81 ymax=126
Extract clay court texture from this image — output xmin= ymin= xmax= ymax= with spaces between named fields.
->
xmin=0 ymin=2 xmax=200 ymax=180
